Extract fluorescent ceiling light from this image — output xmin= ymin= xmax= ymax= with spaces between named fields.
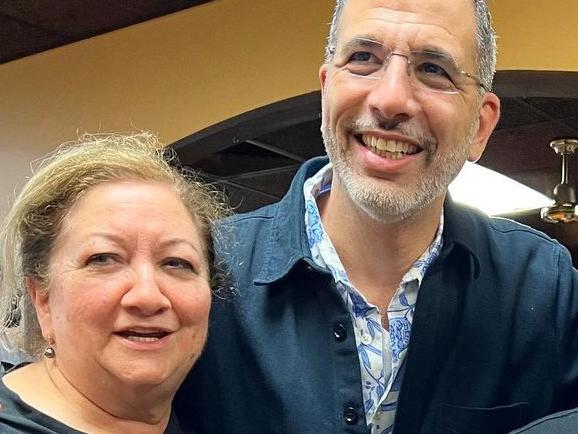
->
xmin=449 ymin=162 xmax=553 ymax=216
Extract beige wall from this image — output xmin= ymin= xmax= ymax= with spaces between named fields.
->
xmin=1 ymin=0 xmax=578 ymax=218
xmin=0 ymin=0 xmax=332 ymax=217
xmin=491 ymin=0 xmax=578 ymax=71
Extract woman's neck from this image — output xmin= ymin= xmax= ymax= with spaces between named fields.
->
xmin=4 ymin=361 xmax=173 ymax=434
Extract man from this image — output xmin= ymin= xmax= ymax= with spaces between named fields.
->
xmin=176 ymin=0 xmax=578 ymax=433
xmin=510 ymin=409 xmax=578 ymax=434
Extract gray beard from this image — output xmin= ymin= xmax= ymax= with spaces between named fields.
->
xmin=321 ymin=119 xmax=478 ymax=223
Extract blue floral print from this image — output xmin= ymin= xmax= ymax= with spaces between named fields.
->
xmin=304 ymin=164 xmax=443 ymax=434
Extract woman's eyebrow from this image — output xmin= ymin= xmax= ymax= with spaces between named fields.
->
xmin=159 ymin=238 xmax=202 ymax=254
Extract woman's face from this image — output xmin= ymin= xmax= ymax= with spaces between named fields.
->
xmin=31 ymin=181 xmax=211 ymax=395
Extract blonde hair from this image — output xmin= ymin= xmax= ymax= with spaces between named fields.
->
xmin=0 ymin=132 xmax=229 ymax=358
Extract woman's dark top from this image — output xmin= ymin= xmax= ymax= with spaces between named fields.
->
xmin=0 ymin=363 xmax=186 ymax=433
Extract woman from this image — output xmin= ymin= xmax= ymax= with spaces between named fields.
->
xmin=0 ymin=133 xmax=228 ymax=433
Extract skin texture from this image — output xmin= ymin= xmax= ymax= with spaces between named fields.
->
xmin=7 ymin=181 xmax=212 ymax=433
xmin=316 ymin=0 xmax=500 ymax=309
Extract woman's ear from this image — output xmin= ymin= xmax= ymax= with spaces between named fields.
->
xmin=26 ymin=277 xmax=53 ymax=341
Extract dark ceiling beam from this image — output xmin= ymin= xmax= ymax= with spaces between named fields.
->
xmin=245 ymin=139 xmax=306 ymax=163
xmin=223 ymin=164 xmax=300 ymax=182
xmin=196 ymin=171 xmax=281 ymax=200
xmin=0 ymin=12 xmax=71 ymax=63
xmin=518 ymin=98 xmax=578 ymax=135
xmin=494 ymin=71 xmax=578 ymax=98
xmin=0 ymin=11 xmax=68 ymax=36
xmin=172 ymin=91 xmax=321 ymax=165
xmin=0 ymin=0 xmax=214 ymax=64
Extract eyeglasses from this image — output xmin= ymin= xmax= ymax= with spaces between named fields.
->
xmin=330 ymin=38 xmax=487 ymax=94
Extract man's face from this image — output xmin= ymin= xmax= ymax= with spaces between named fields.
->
xmin=319 ymin=0 xmax=500 ymax=222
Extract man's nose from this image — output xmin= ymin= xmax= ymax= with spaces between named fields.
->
xmin=365 ymin=55 xmax=419 ymax=123
xmin=121 ymin=265 xmax=171 ymax=315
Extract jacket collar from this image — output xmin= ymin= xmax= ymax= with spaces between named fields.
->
xmin=254 ymin=157 xmax=329 ymax=285
xmin=442 ymin=198 xmax=483 ymax=278
xmin=254 ymin=157 xmax=484 ymax=284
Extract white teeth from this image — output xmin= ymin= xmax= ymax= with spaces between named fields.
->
xmin=126 ymin=335 xmax=160 ymax=343
xmin=117 ymin=329 xmax=169 ymax=343
xmin=361 ymin=135 xmax=419 ymax=155
xmin=129 ymin=328 xmax=161 ymax=334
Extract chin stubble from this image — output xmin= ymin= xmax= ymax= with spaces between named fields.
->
xmin=321 ymin=118 xmax=478 ymax=223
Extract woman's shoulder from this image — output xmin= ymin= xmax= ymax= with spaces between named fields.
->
xmin=0 ymin=363 xmax=85 ymax=434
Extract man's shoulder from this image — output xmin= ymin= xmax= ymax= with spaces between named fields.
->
xmin=488 ymin=214 xmax=551 ymax=237
xmin=221 ymin=156 xmax=329 ymax=227
xmin=226 ymin=201 xmax=279 ymax=225
xmin=449 ymin=202 xmax=566 ymax=253
xmin=218 ymin=157 xmax=330 ymax=244
xmin=445 ymin=202 xmax=575 ymax=281
xmin=487 ymin=215 xmax=562 ymax=246
xmin=509 ymin=408 xmax=578 ymax=434
xmin=218 ymin=201 xmax=283 ymax=253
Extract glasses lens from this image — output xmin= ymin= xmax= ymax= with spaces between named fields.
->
xmin=410 ymin=51 xmax=460 ymax=93
xmin=344 ymin=51 xmax=383 ymax=77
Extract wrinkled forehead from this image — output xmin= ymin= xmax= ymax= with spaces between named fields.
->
xmin=337 ymin=0 xmax=478 ymax=65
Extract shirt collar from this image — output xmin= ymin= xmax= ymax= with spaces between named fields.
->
xmin=253 ymin=157 xmax=483 ymax=284
xmin=303 ymin=163 xmax=445 ymax=287
xmin=441 ymin=198 xmax=482 ymax=278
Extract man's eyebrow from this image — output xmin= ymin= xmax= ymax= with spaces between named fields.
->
xmin=338 ymin=36 xmax=383 ymax=57
xmin=419 ymin=45 xmax=458 ymax=62
xmin=420 ymin=46 xmax=467 ymax=71
xmin=337 ymin=37 xmax=460 ymax=65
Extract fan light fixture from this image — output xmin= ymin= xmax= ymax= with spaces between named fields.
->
xmin=449 ymin=162 xmax=552 ymax=215
xmin=540 ymin=138 xmax=578 ymax=224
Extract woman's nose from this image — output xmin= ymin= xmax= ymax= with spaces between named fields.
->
xmin=120 ymin=265 xmax=171 ymax=315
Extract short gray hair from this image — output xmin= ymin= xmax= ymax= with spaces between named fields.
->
xmin=324 ymin=0 xmax=497 ymax=91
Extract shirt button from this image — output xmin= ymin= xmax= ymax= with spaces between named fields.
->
xmin=333 ymin=323 xmax=347 ymax=342
xmin=343 ymin=406 xmax=359 ymax=425
xmin=360 ymin=333 xmax=372 ymax=345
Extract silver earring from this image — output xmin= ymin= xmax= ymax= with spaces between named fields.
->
xmin=44 ymin=340 xmax=55 ymax=359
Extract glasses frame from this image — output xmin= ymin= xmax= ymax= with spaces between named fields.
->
xmin=328 ymin=38 xmax=488 ymax=94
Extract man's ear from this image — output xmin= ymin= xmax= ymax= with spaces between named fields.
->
xmin=319 ymin=64 xmax=328 ymax=94
xmin=26 ymin=277 xmax=53 ymax=341
xmin=468 ymin=92 xmax=501 ymax=162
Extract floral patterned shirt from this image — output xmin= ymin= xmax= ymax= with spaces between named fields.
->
xmin=303 ymin=163 xmax=443 ymax=434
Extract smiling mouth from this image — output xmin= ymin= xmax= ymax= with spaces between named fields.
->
xmin=357 ymin=134 xmax=422 ymax=160
xmin=116 ymin=330 xmax=171 ymax=343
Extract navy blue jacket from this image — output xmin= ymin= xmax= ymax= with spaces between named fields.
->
xmin=176 ymin=157 xmax=578 ymax=434
xmin=510 ymin=408 xmax=578 ymax=433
